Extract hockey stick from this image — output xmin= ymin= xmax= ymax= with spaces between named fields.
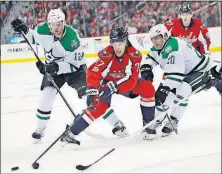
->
xmin=213 ymin=60 xmax=221 ymax=64
xmin=32 ymin=97 xmax=111 ymax=169
xmin=45 ymin=73 xmax=105 ymax=140
xmin=20 ymin=31 xmax=105 ymax=140
xmin=31 ymin=113 xmax=84 ymax=169
xmin=139 ymin=84 xmax=205 ymax=134
xmin=75 ymin=85 xmax=206 ymax=171
xmin=76 ymin=148 xmax=115 ymax=170
xmin=159 ymin=102 xmax=178 ymax=134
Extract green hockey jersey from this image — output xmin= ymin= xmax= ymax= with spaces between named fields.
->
xmin=143 ymin=37 xmax=211 ymax=89
xmin=25 ymin=22 xmax=85 ymax=75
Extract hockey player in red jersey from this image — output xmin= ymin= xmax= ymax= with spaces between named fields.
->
xmin=164 ymin=3 xmax=221 ymax=94
xmin=164 ymin=3 xmax=211 ymax=54
xmin=60 ymin=27 xmax=156 ymax=145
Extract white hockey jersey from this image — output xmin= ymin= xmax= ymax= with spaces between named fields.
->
xmin=25 ymin=22 xmax=86 ymax=75
xmin=143 ymin=37 xmax=211 ymax=89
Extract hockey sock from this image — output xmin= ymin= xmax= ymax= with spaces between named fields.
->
xmin=36 ymin=109 xmax=51 ymax=129
xmin=170 ymin=99 xmax=188 ymax=120
xmin=70 ymin=113 xmax=93 ymax=135
xmin=36 ymin=86 xmax=57 ymax=129
xmin=102 ymin=108 xmax=120 ymax=127
xmin=215 ymin=81 xmax=222 ymax=93
xmin=140 ymin=105 xmax=155 ymax=122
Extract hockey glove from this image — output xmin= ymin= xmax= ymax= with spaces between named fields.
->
xmin=42 ymin=62 xmax=59 ymax=76
xmin=140 ymin=64 xmax=154 ymax=82
xmin=36 ymin=61 xmax=45 ymax=75
xmin=76 ymin=86 xmax=86 ymax=99
xmin=86 ymin=88 xmax=100 ymax=109
xmin=155 ymin=85 xmax=171 ymax=106
xmin=11 ymin=18 xmax=28 ymax=34
xmin=100 ymin=81 xmax=118 ymax=97
xmin=204 ymin=66 xmax=222 ymax=90
xmin=211 ymin=65 xmax=222 ymax=80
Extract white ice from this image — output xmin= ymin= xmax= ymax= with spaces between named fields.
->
xmin=1 ymin=53 xmax=221 ymax=173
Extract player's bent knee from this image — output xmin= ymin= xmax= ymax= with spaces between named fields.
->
xmin=87 ymin=101 xmax=109 ymax=119
xmin=177 ymin=81 xmax=192 ymax=97
xmin=139 ymin=80 xmax=155 ymax=98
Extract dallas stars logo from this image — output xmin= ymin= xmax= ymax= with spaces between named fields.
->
xmin=44 ymin=49 xmax=63 ymax=63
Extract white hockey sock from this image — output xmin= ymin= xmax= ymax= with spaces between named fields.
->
xmin=37 ymin=118 xmax=49 ymax=130
xmin=102 ymin=108 xmax=120 ymax=127
xmin=36 ymin=86 xmax=57 ymax=130
xmin=170 ymin=99 xmax=189 ymax=120
xmin=36 ymin=109 xmax=51 ymax=129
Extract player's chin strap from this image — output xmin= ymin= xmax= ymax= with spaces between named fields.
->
xmin=20 ymin=31 xmax=105 ymax=140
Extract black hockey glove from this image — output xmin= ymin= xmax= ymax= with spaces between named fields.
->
xmin=155 ymin=85 xmax=171 ymax=106
xmin=36 ymin=61 xmax=59 ymax=76
xmin=76 ymin=86 xmax=86 ymax=99
xmin=140 ymin=64 xmax=154 ymax=82
xmin=11 ymin=18 xmax=28 ymax=34
xmin=211 ymin=65 xmax=222 ymax=80
xmin=42 ymin=62 xmax=59 ymax=76
xmin=204 ymin=66 xmax=222 ymax=90
xmin=36 ymin=61 xmax=44 ymax=75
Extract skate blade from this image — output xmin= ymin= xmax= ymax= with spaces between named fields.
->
xmin=142 ymin=133 xmax=156 ymax=140
xmin=33 ymin=138 xmax=42 ymax=144
xmin=60 ymin=142 xmax=79 ymax=150
xmin=60 ymin=141 xmax=68 ymax=148
xmin=116 ymin=132 xmax=129 ymax=138
xmin=60 ymin=139 xmax=80 ymax=150
xmin=161 ymin=132 xmax=173 ymax=137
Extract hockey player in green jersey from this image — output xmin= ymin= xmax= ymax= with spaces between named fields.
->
xmin=140 ymin=24 xmax=222 ymax=138
xmin=11 ymin=8 xmax=128 ymax=142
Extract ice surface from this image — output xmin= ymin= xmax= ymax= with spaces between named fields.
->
xmin=1 ymin=53 xmax=221 ymax=173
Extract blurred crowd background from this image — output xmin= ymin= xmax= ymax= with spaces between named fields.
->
xmin=1 ymin=1 xmax=221 ymax=44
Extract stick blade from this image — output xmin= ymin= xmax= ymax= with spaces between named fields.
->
xmin=76 ymin=165 xmax=90 ymax=171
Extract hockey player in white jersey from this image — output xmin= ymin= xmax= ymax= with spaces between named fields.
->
xmin=140 ymin=24 xmax=222 ymax=138
xmin=11 ymin=8 xmax=128 ymax=141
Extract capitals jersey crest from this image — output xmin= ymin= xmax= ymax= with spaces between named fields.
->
xmin=129 ymin=50 xmax=141 ymax=57
xmin=99 ymin=50 xmax=111 ymax=57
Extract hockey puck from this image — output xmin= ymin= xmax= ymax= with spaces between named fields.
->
xmin=11 ymin=166 xmax=19 ymax=171
xmin=32 ymin=162 xmax=40 ymax=169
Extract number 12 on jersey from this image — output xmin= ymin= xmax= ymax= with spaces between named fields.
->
xmin=74 ymin=52 xmax=84 ymax=61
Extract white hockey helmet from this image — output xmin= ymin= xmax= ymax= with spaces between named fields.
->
xmin=148 ymin=24 xmax=170 ymax=39
xmin=47 ymin=8 xmax=65 ymax=24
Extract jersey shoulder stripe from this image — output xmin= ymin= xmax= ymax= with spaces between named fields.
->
xmin=60 ymin=25 xmax=80 ymax=52
xmin=36 ymin=22 xmax=51 ymax=35
xmin=161 ymin=37 xmax=179 ymax=59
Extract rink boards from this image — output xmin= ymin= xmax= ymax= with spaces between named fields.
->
xmin=1 ymin=27 xmax=221 ymax=64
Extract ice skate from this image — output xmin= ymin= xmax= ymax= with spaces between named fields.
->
xmin=60 ymin=129 xmax=80 ymax=148
xmin=112 ymin=120 xmax=129 ymax=138
xmin=32 ymin=127 xmax=46 ymax=144
xmin=142 ymin=120 xmax=161 ymax=140
xmin=161 ymin=116 xmax=179 ymax=137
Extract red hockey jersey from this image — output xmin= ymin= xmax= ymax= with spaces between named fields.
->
xmin=87 ymin=45 xmax=142 ymax=93
xmin=164 ymin=18 xmax=211 ymax=54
